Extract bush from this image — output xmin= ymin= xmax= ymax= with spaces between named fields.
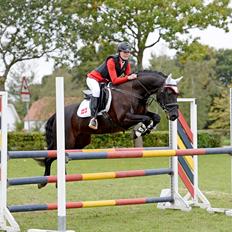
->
xmin=86 ymin=131 xmax=169 ymax=149
xmin=198 ymin=130 xmax=222 ymax=148
xmin=8 ymin=132 xmax=46 ymax=151
xmin=7 ymin=130 xmax=222 ymax=151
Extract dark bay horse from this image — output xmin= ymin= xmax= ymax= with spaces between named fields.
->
xmin=39 ymin=70 xmax=182 ymax=188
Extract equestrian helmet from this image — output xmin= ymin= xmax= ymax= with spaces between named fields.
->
xmin=117 ymin=42 xmax=132 ymax=52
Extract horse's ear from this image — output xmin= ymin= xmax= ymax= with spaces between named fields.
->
xmin=166 ymin=73 xmax=172 ymax=84
xmin=167 ymin=73 xmax=172 ymax=79
xmin=175 ymin=76 xmax=183 ymax=84
xmin=166 ymin=74 xmax=183 ymax=85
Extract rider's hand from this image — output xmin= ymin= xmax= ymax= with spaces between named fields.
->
xmin=128 ymin=73 xmax=137 ymax=80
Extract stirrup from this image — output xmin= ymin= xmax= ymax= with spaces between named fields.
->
xmin=89 ymin=118 xmax=98 ymax=130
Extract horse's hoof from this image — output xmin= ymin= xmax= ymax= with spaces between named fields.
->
xmin=133 ymin=131 xmax=141 ymax=139
xmin=144 ymin=129 xmax=151 ymax=136
xmin=38 ymin=183 xmax=46 ymax=189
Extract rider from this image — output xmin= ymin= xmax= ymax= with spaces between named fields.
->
xmin=86 ymin=41 xmax=137 ymax=130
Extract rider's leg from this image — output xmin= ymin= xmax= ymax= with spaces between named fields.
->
xmin=89 ymin=96 xmax=100 ymax=129
xmin=86 ymin=77 xmax=100 ymax=129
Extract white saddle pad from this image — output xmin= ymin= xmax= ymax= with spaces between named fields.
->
xmin=77 ymin=88 xmax=112 ymax=118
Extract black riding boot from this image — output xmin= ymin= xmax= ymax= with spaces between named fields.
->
xmin=89 ymin=96 xmax=99 ymax=130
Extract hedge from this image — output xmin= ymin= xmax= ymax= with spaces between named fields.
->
xmin=8 ymin=130 xmax=222 ymax=151
xmin=8 ymin=132 xmax=46 ymax=151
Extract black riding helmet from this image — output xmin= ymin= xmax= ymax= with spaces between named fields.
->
xmin=117 ymin=42 xmax=132 ymax=52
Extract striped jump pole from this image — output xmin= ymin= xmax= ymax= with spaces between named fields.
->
xmin=8 ymin=168 xmax=173 ymax=186
xmin=159 ymin=99 xmax=212 ymax=211
xmin=176 ymin=99 xmax=210 ymax=208
xmin=8 ymin=147 xmax=232 ymax=160
xmin=8 ymin=146 xmax=170 ymax=159
xmin=66 ymin=147 xmax=232 ymax=159
xmin=8 ymin=196 xmax=173 ymax=213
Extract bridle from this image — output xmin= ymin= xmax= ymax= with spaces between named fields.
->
xmin=156 ymin=85 xmax=179 ymax=113
xmin=134 ymin=79 xmax=179 ymax=111
xmin=111 ymin=78 xmax=178 ymax=111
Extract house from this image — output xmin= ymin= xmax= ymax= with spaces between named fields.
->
xmin=24 ymin=96 xmax=80 ymax=132
xmin=7 ymin=104 xmax=21 ymax=131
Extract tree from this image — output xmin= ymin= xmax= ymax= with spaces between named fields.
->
xmin=208 ymin=86 xmax=231 ymax=129
xmin=181 ymin=59 xmax=220 ymax=129
xmin=173 ymin=41 xmax=220 ymax=128
xmin=177 ymin=40 xmax=215 ymax=64
xmin=149 ymin=42 xmax=221 ymax=129
xmin=71 ymin=42 xmax=116 ymax=84
xmin=149 ymin=54 xmax=181 ymax=77
xmin=0 ymin=0 xmax=79 ymax=90
xmin=65 ymin=0 xmax=232 ymax=69
xmin=215 ymin=49 xmax=232 ymax=86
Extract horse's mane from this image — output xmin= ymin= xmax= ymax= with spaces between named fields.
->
xmin=138 ymin=70 xmax=167 ymax=79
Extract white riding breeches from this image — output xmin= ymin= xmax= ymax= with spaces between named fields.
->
xmin=86 ymin=77 xmax=100 ymax=97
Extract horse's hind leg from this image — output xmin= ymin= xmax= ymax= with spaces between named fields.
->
xmin=38 ymin=132 xmax=91 ymax=189
xmin=38 ymin=157 xmax=56 ymax=189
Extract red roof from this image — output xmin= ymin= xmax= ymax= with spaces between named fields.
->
xmin=24 ymin=96 xmax=80 ymax=121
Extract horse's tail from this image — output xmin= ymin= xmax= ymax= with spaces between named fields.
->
xmin=45 ymin=113 xmax=56 ymax=150
xmin=34 ymin=114 xmax=56 ymax=167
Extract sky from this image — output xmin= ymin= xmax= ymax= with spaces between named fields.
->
xmin=143 ymin=24 xmax=232 ymax=67
xmin=30 ymin=24 xmax=232 ymax=82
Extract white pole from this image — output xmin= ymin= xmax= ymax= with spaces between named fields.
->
xmin=170 ymin=120 xmax=178 ymax=197
xmin=0 ymin=92 xmax=8 ymax=228
xmin=56 ymin=77 xmax=66 ymax=232
xmin=230 ymin=88 xmax=232 ymax=194
xmin=190 ymin=100 xmax=198 ymax=203
xmin=157 ymin=100 xmax=191 ymax=211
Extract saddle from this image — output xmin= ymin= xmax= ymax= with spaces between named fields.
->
xmin=77 ymin=83 xmax=112 ymax=118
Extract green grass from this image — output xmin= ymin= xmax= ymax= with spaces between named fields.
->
xmin=7 ymin=155 xmax=232 ymax=232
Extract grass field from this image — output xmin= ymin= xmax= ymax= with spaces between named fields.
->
xmin=7 ymin=154 xmax=232 ymax=232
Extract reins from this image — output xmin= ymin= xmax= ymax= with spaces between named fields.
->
xmin=111 ymin=78 xmax=156 ymax=102
xmin=111 ymin=75 xmax=178 ymax=110
xmin=134 ymin=78 xmax=157 ymax=105
xmin=111 ymin=86 xmax=144 ymax=100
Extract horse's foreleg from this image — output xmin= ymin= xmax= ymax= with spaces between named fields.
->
xmin=144 ymin=111 xmax=161 ymax=134
xmin=124 ymin=113 xmax=151 ymax=138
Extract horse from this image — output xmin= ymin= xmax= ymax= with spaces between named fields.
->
xmin=38 ymin=70 xmax=183 ymax=188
